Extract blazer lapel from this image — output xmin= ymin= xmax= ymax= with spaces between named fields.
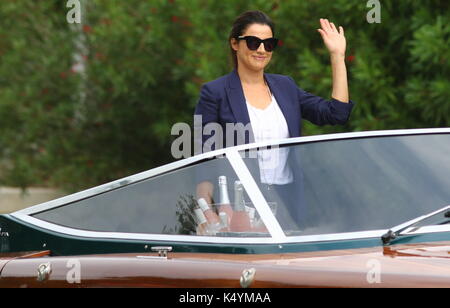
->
xmin=226 ymin=70 xmax=251 ymax=125
xmin=264 ymin=73 xmax=297 ymax=138
xmin=225 ymin=70 xmax=298 ymax=140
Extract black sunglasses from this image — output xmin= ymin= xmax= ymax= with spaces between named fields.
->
xmin=237 ymin=36 xmax=279 ymax=52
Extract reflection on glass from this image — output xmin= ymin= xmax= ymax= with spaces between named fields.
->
xmin=242 ymin=134 xmax=450 ymax=236
xmin=162 ymin=194 xmax=197 ymax=235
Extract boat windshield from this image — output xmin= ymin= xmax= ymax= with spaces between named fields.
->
xmin=241 ymin=134 xmax=450 ymax=236
xmin=31 ymin=133 xmax=450 ymax=240
xmin=32 ymin=156 xmax=273 ymax=238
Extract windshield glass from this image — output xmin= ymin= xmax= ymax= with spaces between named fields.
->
xmin=33 ymin=157 xmax=271 ymax=238
xmin=241 ymin=134 xmax=450 ymax=236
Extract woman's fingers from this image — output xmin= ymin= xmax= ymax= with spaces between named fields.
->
xmin=320 ymin=18 xmax=343 ymax=35
xmin=325 ymin=19 xmax=333 ymax=32
xmin=330 ymin=22 xmax=338 ymax=33
xmin=320 ymin=18 xmax=331 ymax=32
xmin=317 ymin=28 xmax=327 ymax=39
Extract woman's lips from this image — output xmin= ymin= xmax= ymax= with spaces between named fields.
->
xmin=253 ymin=56 xmax=266 ymax=61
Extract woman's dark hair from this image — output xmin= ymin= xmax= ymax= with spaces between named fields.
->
xmin=229 ymin=10 xmax=275 ymax=69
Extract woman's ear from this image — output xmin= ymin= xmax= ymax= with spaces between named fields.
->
xmin=230 ymin=38 xmax=239 ymax=51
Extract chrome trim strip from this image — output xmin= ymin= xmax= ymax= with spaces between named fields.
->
xmin=10 ymin=214 xmax=277 ymax=244
xmin=13 ymin=128 xmax=450 ymax=216
xmin=393 ymin=205 xmax=450 ymax=234
xmin=281 ymin=230 xmax=386 ymax=243
xmin=9 ymin=213 xmax=387 ymax=244
xmin=226 ymin=150 xmax=286 ymax=241
xmin=402 ymin=224 xmax=450 ymax=235
xmin=231 ymin=127 xmax=450 ymax=152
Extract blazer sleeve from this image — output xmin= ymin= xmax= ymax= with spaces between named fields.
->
xmin=287 ymin=76 xmax=355 ymax=126
xmin=194 ymin=83 xmax=220 ymax=150
xmin=195 ymin=83 xmax=219 ymax=124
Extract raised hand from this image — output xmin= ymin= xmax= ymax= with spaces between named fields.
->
xmin=317 ymin=18 xmax=346 ymax=57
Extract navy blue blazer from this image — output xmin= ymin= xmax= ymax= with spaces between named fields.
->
xmin=194 ymin=69 xmax=354 ymax=150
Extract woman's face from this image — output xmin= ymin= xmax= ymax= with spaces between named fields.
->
xmin=231 ymin=23 xmax=274 ymax=72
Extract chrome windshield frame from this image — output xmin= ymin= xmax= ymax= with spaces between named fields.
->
xmin=9 ymin=128 xmax=450 ymax=245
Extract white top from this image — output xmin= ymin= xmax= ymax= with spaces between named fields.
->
xmin=246 ymin=94 xmax=293 ymax=185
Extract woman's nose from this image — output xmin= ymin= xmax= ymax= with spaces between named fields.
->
xmin=257 ymin=42 xmax=266 ymax=53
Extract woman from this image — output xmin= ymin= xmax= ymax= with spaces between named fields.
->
xmin=195 ymin=10 xmax=353 ymax=151
xmin=194 ymin=10 xmax=354 ymax=230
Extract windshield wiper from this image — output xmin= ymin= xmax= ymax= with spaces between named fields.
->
xmin=437 ymin=210 xmax=450 ymax=225
xmin=381 ymin=205 xmax=450 ymax=245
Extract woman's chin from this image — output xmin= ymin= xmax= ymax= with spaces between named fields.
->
xmin=248 ymin=61 xmax=269 ymax=72
xmin=238 ymin=57 xmax=270 ymax=72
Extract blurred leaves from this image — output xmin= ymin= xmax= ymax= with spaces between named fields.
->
xmin=0 ymin=0 xmax=449 ymax=191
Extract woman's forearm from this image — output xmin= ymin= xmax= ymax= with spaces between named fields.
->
xmin=330 ymin=53 xmax=349 ymax=103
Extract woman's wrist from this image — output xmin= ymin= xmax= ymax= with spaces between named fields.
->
xmin=330 ymin=52 xmax=346 ymax=62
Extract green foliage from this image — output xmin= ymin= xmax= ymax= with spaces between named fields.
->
xmin=0 ymin=0 xmax=449 ymax=191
